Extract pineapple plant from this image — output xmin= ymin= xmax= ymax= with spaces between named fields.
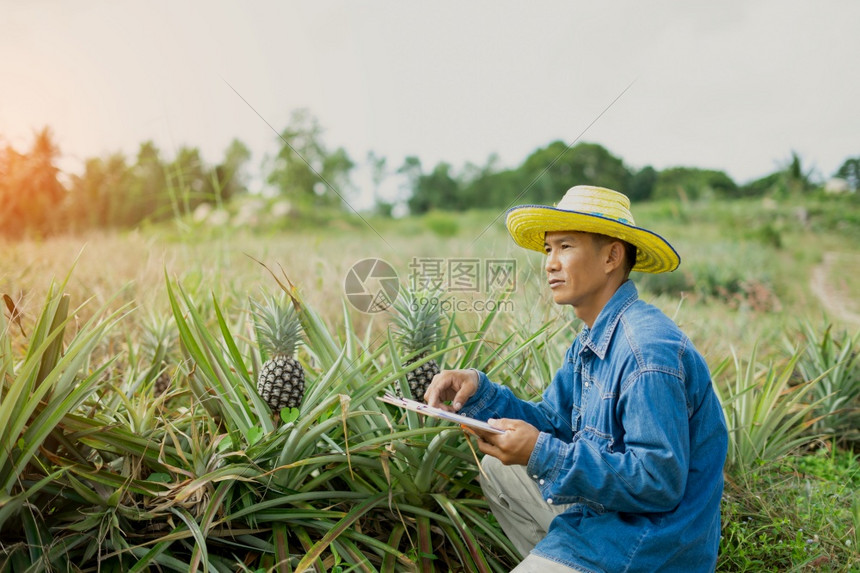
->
xmin=153 ymin=361 xmax=171 ymax=396
xmin=252 ymin=295 xmax=306 ymax=412
xmin=391 ymin=287 xmax=444 ymax=401
xmin=141 ymin=314 xmax=176 ymax=396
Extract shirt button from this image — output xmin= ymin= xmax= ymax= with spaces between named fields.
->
xmin=539 ymin=479 xmax=545 ymax=485
xmin=532 ymin=475 xmax=539 ymax=479
xmin=584 ymin=382 xmax=589 ymax=388
xmin=547 ymin=498 xmax=553 ymax=505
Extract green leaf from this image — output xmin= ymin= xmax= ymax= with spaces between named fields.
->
xmin=172 ymin=507 xmax=210 ymax=573
xmin=245 ymin=426 xmax=264 ymax=446
xmin=280 ymin=407 xmax=300 ymax=424
xmin=294 ymin=493 xmax=387 ymax=571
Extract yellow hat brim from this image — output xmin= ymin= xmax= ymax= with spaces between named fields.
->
xmin=505 ymin=205 xmax=680 ymax=274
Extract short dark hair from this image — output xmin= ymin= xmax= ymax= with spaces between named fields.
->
xmin=591 ymin=233 xmax=637 ymax=276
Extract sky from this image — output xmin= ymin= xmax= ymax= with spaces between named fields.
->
xmin=2 ymin=1 xmax=859 ymax=208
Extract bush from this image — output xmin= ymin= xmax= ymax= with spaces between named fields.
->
xmin=635 ymin=268 xmax=695 ymax=297
xmin=424 ymin=211 xmax=460 ymax=237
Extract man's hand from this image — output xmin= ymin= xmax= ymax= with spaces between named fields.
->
xmin=424 ymin=369 xmax=479 ymax=412
xmin=469 ymin=419 xmax=540 ymax=466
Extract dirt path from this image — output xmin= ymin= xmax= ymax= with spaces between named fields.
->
xmin=810 ymin=252 xmax=860 ymax=326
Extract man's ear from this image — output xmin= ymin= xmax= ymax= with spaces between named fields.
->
xmin=605 ymin=241 xmax=624 ymax=271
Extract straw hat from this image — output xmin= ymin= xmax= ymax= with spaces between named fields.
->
xmin=505 ymin=185 xmax=680 ymax=273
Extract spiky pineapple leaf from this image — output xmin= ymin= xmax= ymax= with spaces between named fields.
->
xmin=390 ymin=286 xmax=446 ymax=354
xmin=251 ymin=295 xmax=303 ymax=358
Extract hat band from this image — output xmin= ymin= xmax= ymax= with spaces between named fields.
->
xmin=588 ymin=211 xmax=632 ymax=225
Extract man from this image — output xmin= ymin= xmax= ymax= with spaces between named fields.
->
xmin=425 ymin=186 xmax=728 ymax=572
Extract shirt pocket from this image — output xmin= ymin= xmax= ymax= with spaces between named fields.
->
xmin=579 ymin=424 xmax=616 ymax=454
xmin=581 ymin=358 xmax=623 ymax=450
xmin=581 ymin=390 xmax=620 ymax=453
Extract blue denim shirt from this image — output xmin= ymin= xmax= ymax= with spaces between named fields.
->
xmin=461 ymin=281 xmax=727 ymax=572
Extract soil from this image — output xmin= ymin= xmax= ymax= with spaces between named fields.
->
xmin=810 ymin=252 xmax=860 ymax=326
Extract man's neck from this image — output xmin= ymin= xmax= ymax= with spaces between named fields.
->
xmin=574 ymin=277 xmax=627 ymax=328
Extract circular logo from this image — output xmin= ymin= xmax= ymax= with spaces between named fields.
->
xmin=344 ymin=258 xmax=399 ymax=313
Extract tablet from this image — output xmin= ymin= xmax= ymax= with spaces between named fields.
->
xmin=378 ymin=392 xmax=505 ymax=434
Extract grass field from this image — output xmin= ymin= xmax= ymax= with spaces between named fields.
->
xmin=1 ymin=195 xmax=859 ymax=571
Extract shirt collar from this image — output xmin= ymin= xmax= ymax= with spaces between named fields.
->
xmin=579 ymin=280 xmax=639 ymax=360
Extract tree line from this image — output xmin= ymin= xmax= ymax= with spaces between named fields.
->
xmin=0 ymin=129 xmax=251 ymax=238
xmin=2 ymin=109 xmax=858 ymax=238
xmin=399 ymin=144 xmax=858 ymax=215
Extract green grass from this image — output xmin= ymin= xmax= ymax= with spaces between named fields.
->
xmin=720 ymin=447 xmax=860 ymax=572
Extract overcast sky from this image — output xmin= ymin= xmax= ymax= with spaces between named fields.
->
xmin=2 ymin=1 xmax=859 ymax=206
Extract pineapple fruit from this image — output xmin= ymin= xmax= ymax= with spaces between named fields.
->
xmin=153 ymin=365 xmax=171 ymax=396
xmin=391 ymin=288 xmax=443 ymax=401
xmin=252 ymin=296 xmax=306 ymax=411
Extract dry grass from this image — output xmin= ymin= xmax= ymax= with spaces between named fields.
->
xmin=1 ymin=201 xmax=856 ymax=370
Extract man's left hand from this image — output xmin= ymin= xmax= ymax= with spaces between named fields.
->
xmin=469 ymin=419 xmax=540 ymax=466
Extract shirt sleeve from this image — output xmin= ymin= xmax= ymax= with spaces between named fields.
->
xmin=526 ymin=369 xmax=690 ymax=514
xmin=459 ymin=347 xmax=576 ymax=443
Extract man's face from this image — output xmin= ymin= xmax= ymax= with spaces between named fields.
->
xmin=544 ymin=231 xmax=614 ymax=323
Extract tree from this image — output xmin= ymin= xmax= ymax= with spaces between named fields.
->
xmin=397 ymin=155 xmax=423 ymax=211
xmin=653 ymin=167 xmax=737 ymax=201
xmin=0 ymin=127 xmax=66 ymax=237
xmin=164 ymin=146 xmax=211 ymax=218
xmin=519 ymin=142 xmax=631 ymax=204
xmin=366 ymin=151 xmax=394 ymax=216
xmin=406 ymin=161 xmax=462 ymax=214
xmin=321 ymin=147 xmax=354 ymax=204
xmin=834 ymin=157 xmax=859 ymax=191
xmin=267 ymin=109 xmax=354 ymax=208
xmin=520 ymin=140 xmax=575 ymax=204
xmin=739 ymin=172 xmax=783 ymax=197
xmin=459 ymin=153 xmax=525 ymax=211
xmin=64 ymin=139 xmax=248 ymax=231
xmin=209 ymin=138 xmax=251 ymax=204
xmin=739 ymin=151 xmax=818 ymax=198
xmin=66 ymin=153 xmax=132 ymax=229
xmin=782 ymin=150 xmax=817 ymax=194
xmin=627 ymin=166 xmax=657 ymax=202
xmin=397 ymin=156 xmax=422 ymax=185
xmin=128 ymin=141 xmax=168 ymax=224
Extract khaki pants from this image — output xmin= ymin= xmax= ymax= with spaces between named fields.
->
xmin=481 ymin=456 xmax=583 ymax=573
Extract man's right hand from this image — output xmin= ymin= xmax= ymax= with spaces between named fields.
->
xmin=424 ymin=369 xmax=479 ymax=412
